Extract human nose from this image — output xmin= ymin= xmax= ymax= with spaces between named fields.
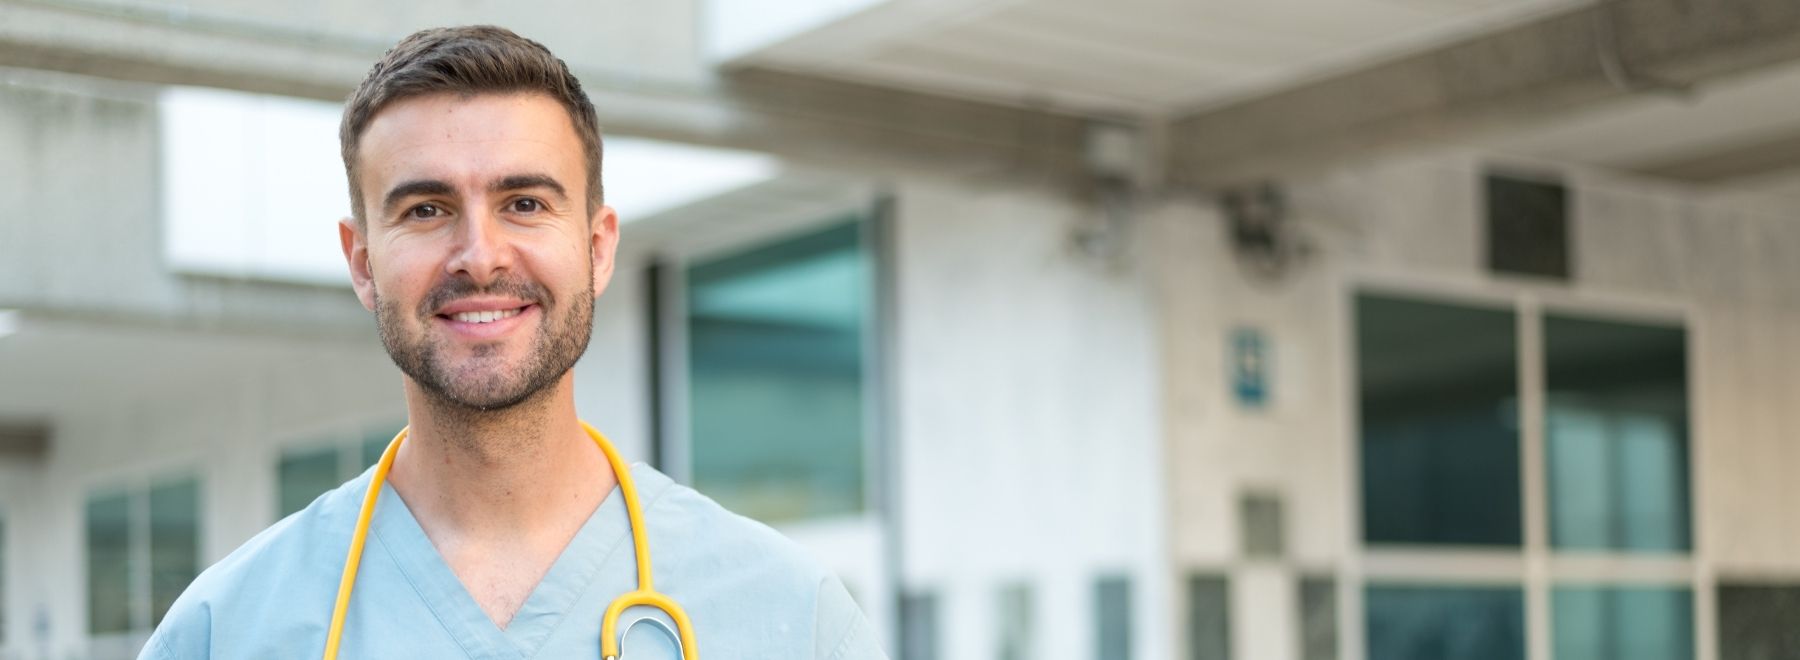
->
xmin=444 ymin=205 xmax=514 ymax=284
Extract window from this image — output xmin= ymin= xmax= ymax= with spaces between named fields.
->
xmin=1298 ymin=577 xmax=1337 ymax=660
xmin=86 ymin=476 xmax=201 ymax=634
xmin=1545 ymin=315 xmax=1689 ymax=552
xmin=685 ymin=221 xmax=869 ymax=522
xmin=1357 ymin=293 xmax=1521 ymax=546
xmin=1365 ymin=585 xmax=1524 ymax=660
xmin=277 ymin=447 xmax=339 ymax=518
xmin=1717 ymin=583 xmax=1800 ymax=659
xmin=86 ymin=492 xmax=132 ymax=634
xmin=1186 ymin=575 xmax=1229 ymax=660
xmin=1095 ymin=575 xmax=1132 ymax=660
xmin=1239 ymin=491 xmax=1284 ymax=558
xmin=899 ymin=590 xmax=938 ymax=660
xmin=1552 ymin=585 xmax=1691 ymax=660
xmin=996 ymin=583 xmax=1032 ymax=660
xmin=1355 ymin=292 xmax=1695 ymax=660
xmin=277 ymin=427 xmax=397 ymax=518
xmin=148 ymin=480 xmax=199 ymax=629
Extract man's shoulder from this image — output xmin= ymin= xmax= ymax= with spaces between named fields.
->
xmin=632 ymin=467 xmax=887 ymax=659
xmin=197 ymin=471 xmax=366 ymax=590
xmin=144 ymin=472 xmax=369 ymax=656
xmin=638 ymin=466 xmax=827 ymax=572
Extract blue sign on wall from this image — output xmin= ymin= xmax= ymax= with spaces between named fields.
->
xmin=1232 ymin=327 xmax=1269 ymax=409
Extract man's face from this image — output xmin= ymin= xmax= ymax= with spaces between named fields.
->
xmin=339 ymin=92 xmax=617 ymax=410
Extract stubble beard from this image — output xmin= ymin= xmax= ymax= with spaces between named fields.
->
xmin=374 ymin=272 xmax=594 ymax=414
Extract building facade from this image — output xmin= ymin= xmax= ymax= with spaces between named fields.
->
xmin=6 ymin=2 xmax=1800 ymax=660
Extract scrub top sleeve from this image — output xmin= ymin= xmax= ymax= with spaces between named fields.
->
xmin=823 ymin=615 xmax=887 ymax=660
xmin=814 ymin=575 xmax=891 ymax=660
xmin=136 ymin=633 xmax=178 ymax=660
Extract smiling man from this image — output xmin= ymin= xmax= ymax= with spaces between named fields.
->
xmin=141 ymin=26 xmax=886 ymax=660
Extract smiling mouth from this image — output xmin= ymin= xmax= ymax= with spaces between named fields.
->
xmin=439 ymin=305 xmax=530 ymax=324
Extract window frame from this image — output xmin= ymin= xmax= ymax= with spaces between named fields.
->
xmin=1343 ymin=273 xmax=1700 ymax=660
xmin=271 ymin=418 xmax=404 ymax=520
xmin=648 ymin=203 xmax=887 ymax=525
xmin=82 ymin=471 xmax=203 ymax=644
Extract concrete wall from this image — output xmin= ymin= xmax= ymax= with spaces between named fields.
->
xmin=0 ymin=70 xmax=374 ymax=334
xmin=2 ymin=0 xmax=709 ymax=89
xmin=890 ymin=179 xmax=1168 ymax=660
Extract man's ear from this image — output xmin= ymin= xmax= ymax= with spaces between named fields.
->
xmin=590 ymin=204 xmax=620 ymax=297
xmin=340 ymin=217 xmax=377 ymax=311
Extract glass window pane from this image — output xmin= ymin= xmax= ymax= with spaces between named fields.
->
xmin=148 ymin=479 xmax=200 ymax=627
xmin=1299 ymin=577 xmax=1338 ymax=660
xmin=85 ymin=491 xmax=133 ymax=634
xmin=1240 ymin=492 xmax=1285 ymax=558
xmin=1096 ymin=575 xmax=1132 ymax=660
xmin=899 ymin=590 xmax=938 ymax=660
xmin=1357 ymin=294 xmax=1521 ymax=546
xmin=1545 ymin=315 xmax=1689 ymax=552
xmin=1366 ymin=585 xmax=1524 ymax=660
xmin=686 ymin=222 xmax=867 ymax=522
xmin=1718 ymin=583 xmax=1800 ymax=659
xmin=1187 ymin=575 xmax=1229 ymax=660
xmin=997 ymin=582 xmax=1033 ymax=660
xmin=1552 ymin=586 xmax=1691 ymax=660
xmin=278 ymin=446 xmax=340 ymax=518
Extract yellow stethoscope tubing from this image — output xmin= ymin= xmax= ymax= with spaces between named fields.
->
xmin=321 ymin=421 xmax=698 ymax=660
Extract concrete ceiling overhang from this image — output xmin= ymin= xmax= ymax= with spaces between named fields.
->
xmin=11 ymin=0 xmax=1800 ymax=195
xmin=1165 ymin=0 xmax=1800 ymax=188
xmin=0 ymin=0 xmax=1096 ymax=185
xmin=0 ymin=311 xmax=390 ymax=423
xmin=715 ymin=0 xmax=1589 ymax=118
xmin=726 ymin=0 xmax=1800 ymax=191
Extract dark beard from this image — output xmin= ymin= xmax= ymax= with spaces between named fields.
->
xmin=374 ymin=272 xmax=593 ymax=413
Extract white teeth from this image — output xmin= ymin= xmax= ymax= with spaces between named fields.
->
xmin=450 ymin=307 xmax=523 ymax=324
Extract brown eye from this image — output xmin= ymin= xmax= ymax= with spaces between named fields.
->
xmin=408 ymin=204 xmax=441 ymax=219
xmin=511 ymin=198 xmax=541 ymax=214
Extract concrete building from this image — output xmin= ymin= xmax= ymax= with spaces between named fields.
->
xmin=3 ymin=1 xmax=1800 ymax=659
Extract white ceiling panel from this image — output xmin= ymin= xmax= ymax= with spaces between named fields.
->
xmin=727 ymin=0 xmax=1591 ymax=116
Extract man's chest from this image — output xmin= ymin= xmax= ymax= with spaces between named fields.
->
xmin=445 ymin=552 xmax=560 ymax=630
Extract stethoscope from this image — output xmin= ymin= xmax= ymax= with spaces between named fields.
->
xmin=322 ymin=421 xmax=699 ymax=660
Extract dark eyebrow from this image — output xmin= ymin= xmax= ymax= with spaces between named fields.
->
xmin=491 ymin=174 xmax=567 ymax=200
xmin=382 ymin=179 xmax=454 ymax=217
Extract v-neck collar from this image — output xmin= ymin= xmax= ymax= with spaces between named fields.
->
xmin=368 ymin=466 xmax=647 ymax=660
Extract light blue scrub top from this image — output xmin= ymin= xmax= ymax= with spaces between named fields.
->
xmin=141 ymin=462 xmax=886 ymax=660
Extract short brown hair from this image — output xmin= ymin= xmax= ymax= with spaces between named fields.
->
xmin=340 ymin=25 xmax=603 ymax=224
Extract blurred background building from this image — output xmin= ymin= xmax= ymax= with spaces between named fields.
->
xmin=3 ymin=0 xmax=1800 ymax=659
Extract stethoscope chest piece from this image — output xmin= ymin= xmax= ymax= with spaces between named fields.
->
xmin=606 ymin=614 xmax=685 ymax=660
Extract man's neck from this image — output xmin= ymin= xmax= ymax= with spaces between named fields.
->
xmin=386 ymin=372 xmax=616 ymax=543
xmin=383 ymin=373 xmax=618 ymax=629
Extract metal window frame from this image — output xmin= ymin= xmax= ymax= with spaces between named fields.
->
xmin=1341 ymin=268 xmax=1702 ymax=660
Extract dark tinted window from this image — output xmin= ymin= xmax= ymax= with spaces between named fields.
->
xmin=1358 ymin=294 xmax=1521 ymax=546
xmin=1366 ymin=585 xmax=1524 ymax=660
xmin=1187 ymin=575 xmax=1229 ymax=660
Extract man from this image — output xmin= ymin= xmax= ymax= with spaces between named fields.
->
xmin=143 ymin=25 xmax=886 ymax=659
